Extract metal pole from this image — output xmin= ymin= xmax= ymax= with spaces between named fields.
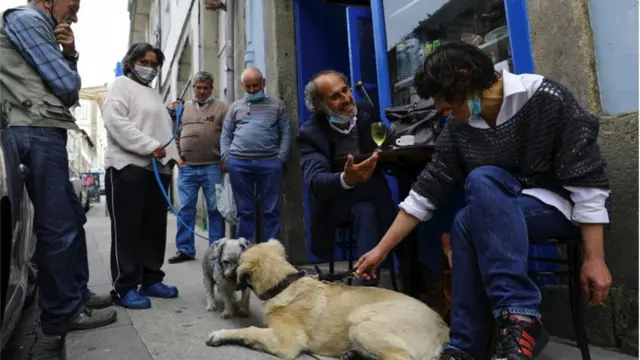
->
xmin=225 ymin=0 xmax=235 ymax=105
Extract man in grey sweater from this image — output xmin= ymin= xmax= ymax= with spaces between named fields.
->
xmin=169 ymin=71 xmax=228 ymax=264
xmin=221 ymin=67 xmax=292 ymax=243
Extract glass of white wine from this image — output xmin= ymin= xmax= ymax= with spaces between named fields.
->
xmin=370 ymin=121 xmax=387 ymax=149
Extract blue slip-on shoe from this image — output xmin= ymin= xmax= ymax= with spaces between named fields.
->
xmin=114 ymin=289 xmax=151 ymax=309
xmin=138 ymin=282 xmax=179 ymax=298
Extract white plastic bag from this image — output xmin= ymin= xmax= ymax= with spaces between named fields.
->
xmin=216 ymin=173 xmax=236 ymax=225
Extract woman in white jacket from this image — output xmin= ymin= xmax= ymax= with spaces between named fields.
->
xmin=102 ymin=42 xmax=180 ymax=309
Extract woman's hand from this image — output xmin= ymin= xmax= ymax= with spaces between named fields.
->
xmin=354 ymin=246 xmax=389 ymax=280
xmin=152 ymin=147 xmax=166 ymax=160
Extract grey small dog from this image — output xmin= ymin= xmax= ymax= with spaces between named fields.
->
xmin=202 ymin=237 xmax=251 ymax=319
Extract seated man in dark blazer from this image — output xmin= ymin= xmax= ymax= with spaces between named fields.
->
xmin=297 ymin=70 xmax=397 ymax=283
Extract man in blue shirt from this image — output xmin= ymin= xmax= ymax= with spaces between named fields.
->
xmin=220 ymin=67 xmax=292 ymax=243
xmin=0 ymin=0 xmax=117 ymax=336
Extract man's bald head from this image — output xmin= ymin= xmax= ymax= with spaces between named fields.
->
xmin=241 ymin=67 xmax=266 ymax=95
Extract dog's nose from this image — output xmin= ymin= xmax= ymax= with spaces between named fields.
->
xmin=230 ymin=270 xmax=237 ymax=281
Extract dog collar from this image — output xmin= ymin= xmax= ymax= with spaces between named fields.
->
xmin=257 ymin=270 xmax=307 ymax=301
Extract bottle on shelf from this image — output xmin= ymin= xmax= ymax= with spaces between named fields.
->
xmin=404 ymin=33 xmax=421 ymax=78
xmin=395 ymin=39 xmax=408 ymax=82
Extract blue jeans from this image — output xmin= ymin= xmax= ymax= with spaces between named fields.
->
xmin=446 ymin=166 xmax=579 ymax=359
xmin=226 ymin=158 xmax=282 ymax=242
xmin=175 ymin=164 xmax=224 ymax=256
xmin=8 ymin=127 xmax=90 ymax=328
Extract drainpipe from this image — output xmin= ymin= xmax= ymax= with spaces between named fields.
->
xmin=156 ymin=0 xmax=163 ymax=91
xmin=225 ymin=0 xmax=235 ymax=105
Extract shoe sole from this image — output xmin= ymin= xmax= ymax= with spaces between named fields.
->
xmin=137 ymin=292 xmax=179 ymax=299
xmin=42 ymin=312 xmax=118 ymax=336
xmin=168 ymin=258 xmax=195 ymax=264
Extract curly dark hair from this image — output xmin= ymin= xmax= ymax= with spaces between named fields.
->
xmin=121 ymin=43 xmax=165 ymax=76
xmin=413 ymin=41 xmax=499 ymax=102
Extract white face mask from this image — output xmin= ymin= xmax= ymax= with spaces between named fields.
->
xmin=133 ymin=65 xmax=157 ymax=84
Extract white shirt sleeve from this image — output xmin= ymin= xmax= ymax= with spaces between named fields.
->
xmin=103 ymin=80 xmax=161 ymax=156
xmin=564 ymin=186 xmax=610 ymax=223
xmin=398 ymin=189 xmax=438 ymax=222
xmin=339 ymin=172 xmax=355 ymax=190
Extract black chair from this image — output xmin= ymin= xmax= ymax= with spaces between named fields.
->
xmin=528 ymin=236 xmax=591 ymax=360
xmin=328 ymin=218 xmax=399 ymax=291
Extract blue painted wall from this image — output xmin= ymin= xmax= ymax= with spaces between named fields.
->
xmin=588 ymin=0 xmax=639 ymax=114
xmin=294 ymin=0 xmax=351 ymax=263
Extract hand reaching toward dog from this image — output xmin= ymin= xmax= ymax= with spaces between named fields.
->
xmin=354 ymin=246 xmax=388 ymax=280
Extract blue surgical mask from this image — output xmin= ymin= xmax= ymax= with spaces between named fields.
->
xmin=328 ymin=115 xmax=351 ymax=125
xmin=195 ymin=96 xmax=213 ymax=105
xmin=467 ymin=95 xmax=482 ymax=117
xmin=244 ymin=90 xmax=265 ymax=103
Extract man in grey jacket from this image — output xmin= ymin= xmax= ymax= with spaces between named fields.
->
xmin=220 ymin=67 xmax=292 ymax=243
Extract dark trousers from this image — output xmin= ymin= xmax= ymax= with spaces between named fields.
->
xmin=330 ymin=174 xmax=397 ymax=258
xmin=226 ymin=158 xmax=282 ymax=242
xmin=8 ymin=127 xmax=90 ymax=328
xmin=445 ymin=166 xmax=579 ymax=359
xmin=105 ymin=165 xmax=171 ymax=295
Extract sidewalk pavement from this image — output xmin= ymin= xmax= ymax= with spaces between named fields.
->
xmin=65 ymin=202 xmax=636 ymax=360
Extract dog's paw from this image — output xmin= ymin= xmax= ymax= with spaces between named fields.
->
xmin=206 ymin=303 xmax=218 ymax=312
xmin=205 ymin=330 xmax=226 ymax=347
xmin=237 ymin=307 xmax=250 ymax=318
xmin=220 ymin=310 xmax=234 ymax=319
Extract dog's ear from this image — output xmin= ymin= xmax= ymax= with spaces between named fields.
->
xmin=238 ymin=237 xmax=250 ymax=251
xmin=213 ymin=237 xmax=227 ymax=259
xmin=266 ymin=238 xmax=286 ymax=258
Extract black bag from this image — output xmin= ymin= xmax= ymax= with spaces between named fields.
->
xmin=385 ymin=99 xmax=441 ymax=147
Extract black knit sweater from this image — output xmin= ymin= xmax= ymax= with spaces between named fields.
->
xmin=412 ymin=78 xmax=610 ymax=207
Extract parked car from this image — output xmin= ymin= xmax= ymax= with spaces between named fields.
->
xmin=0 ymin=100 xmax=37 ymax=350
xmin=69 ymin=167 xmax=90 ymax=212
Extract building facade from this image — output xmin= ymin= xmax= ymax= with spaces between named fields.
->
xmin=128 ymin=0 xmax=637 ymax=354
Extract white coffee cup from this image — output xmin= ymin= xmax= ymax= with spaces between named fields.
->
xmin=395 ymin=135 xmax=416 ymax=147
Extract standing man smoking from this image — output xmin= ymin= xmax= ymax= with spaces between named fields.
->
xmin=220 ymin=67 xmax=292 ymax=243
xmin=169 ymin=71 xmax=228 ymax=264
xmin=0 ymin=0 xmax=117 ymax=335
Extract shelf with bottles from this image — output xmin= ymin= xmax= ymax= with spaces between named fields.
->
xmin=389 ymin=0 xmax=511 ymax=97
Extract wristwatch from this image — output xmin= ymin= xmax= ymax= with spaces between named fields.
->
xmin=64 ymin=51 xmax=79 ymax=61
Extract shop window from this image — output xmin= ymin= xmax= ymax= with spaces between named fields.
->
xmin=387 ymin=0 xmax=512 ymax=106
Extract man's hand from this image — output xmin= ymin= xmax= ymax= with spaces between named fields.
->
xmin=169 ymin=100 xmax=181 ymax=111
xmin=177 ymin=158 xmax=185 ymax=167
xmin=354 ymin=246 xmax=388 ymax=280
xmin=152 ymin=147 xmax=166 ymax=160
xmin=343 ymin=152 xmax=379 ymax=186
xmin=221 ymin=161 xmax=227 ymax=173
xmin=581 ymin=256 xmax=612 ymax=306
xmin=54 ymin=23 xmax=76 ymax=56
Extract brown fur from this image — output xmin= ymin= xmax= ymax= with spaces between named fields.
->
xmin=206 ymin=239 xmax=450 ymax=360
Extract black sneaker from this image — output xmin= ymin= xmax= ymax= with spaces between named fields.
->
xmin=438 ymin=347 xmax=473 ymax=360
xmin=86 ymin=292 xmax=113 ymax=309
xmin=492 ymin=311 xmax=549 ymax=360
xmin=42 ymin=308 xmax=118 ymax=336
xmin=168 ymin=251 xmax=195 ymax=264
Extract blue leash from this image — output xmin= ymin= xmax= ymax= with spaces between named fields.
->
xmin=152 ymin=102 xmax=211 ymax=242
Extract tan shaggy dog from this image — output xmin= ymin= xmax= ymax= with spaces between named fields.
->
xmin=205 ymin=239 xmax=449 ymax=360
